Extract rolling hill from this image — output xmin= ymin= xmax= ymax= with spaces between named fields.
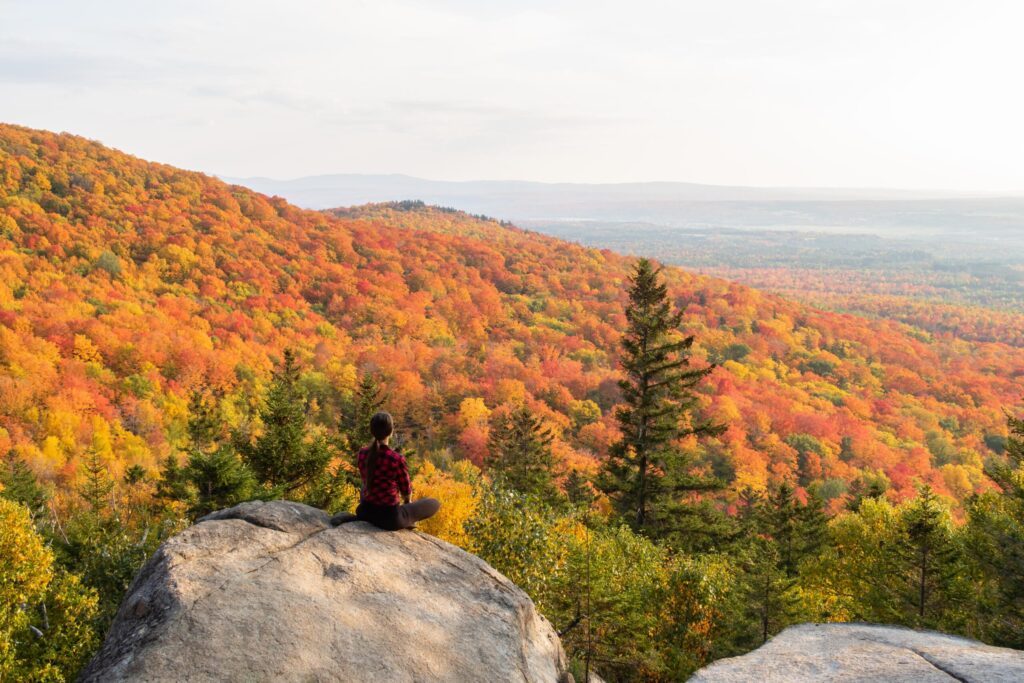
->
xmin=1 ymin=123 xmax=1021 ymax=511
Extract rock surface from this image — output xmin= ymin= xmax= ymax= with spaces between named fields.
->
xmin=78 ymin=500 xmax=568 ymax=682
xmin=689 ymin=623 xmax=1024 ymax=682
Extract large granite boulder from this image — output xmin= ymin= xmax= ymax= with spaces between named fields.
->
xmin=690 ymin=623 xmax=1024 ymax=682
xmin=78 ymin=500 xmax=568 ymax=682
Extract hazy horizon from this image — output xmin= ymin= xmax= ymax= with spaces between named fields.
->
xmin=3 ymin=0 xmax=1023 ymax=193
xmin=225 ymin=170 xmax=1017 ymax=198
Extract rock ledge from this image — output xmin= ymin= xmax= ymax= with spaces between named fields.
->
xmin=78 ymin=500 xmax=568 ymax=682
xmin=690 ymin=622 xmax=1024 ymax=682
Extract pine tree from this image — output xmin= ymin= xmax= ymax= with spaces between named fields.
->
xmin=340 ymin=373 xmax=386 ymax=453
xmin=899 ymin=486 xmax=961 ymax=626
xmin=240 ymin=349 xmax=331 ymax=495
xmin=185 ymin=446 xmax=256 ymax=517
xmin=597 ymin=258 xmax=723 ymax=535
xmin=565 ymin=469 xmax=596 ymax=509
xmin=174 ymin=388 xmax=256 ymax=517
xmin=78 ymin=448 xmax=114 ymax=513
xmin=487 ymin=405 xmax=559 ymax=501
xmin=123 ymin=464 xmax=147 ymax=486
xmin=0 ymin=450 xmax=49 ymax=518
xmin=186 ymin=388 xmax=224 ymax=451
xmin=156 ymin=453 xmax=196 ymax=507
xmin=966 ymin=411 xmax=1024 ymax=646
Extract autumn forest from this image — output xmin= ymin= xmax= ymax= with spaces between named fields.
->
xmin=2 ymin=124 xmax=1023 ymax=681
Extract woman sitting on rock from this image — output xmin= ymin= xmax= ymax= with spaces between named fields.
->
xmin=340 ymin=411 xmax=440 ymax=531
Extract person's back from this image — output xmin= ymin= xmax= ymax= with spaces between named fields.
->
xmin=341 ymin=411 xmax=440 ymax=531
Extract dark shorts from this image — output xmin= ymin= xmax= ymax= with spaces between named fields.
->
xmin=355 ymin=498 xmax=441 ymax=531
xmin=355 ymin=501 xmax=403 ymax=530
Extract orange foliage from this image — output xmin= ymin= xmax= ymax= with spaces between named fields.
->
xmin=0 ymin=124 xmax=1021 ymax=510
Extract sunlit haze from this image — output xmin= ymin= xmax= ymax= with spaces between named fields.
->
xmin=2 ymin=0 xmax=1022 ymax=191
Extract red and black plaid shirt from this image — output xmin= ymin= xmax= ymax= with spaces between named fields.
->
xmin=357 ymin=445 xmax=411 ymax=506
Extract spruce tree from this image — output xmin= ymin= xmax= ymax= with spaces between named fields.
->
xmin=78 ymin=448 xmax=114 ymax=513
xmin=156 ymin=453 xmax=196 ymax=507
xmin=966 ymin=411 xmax=1024 ymax=646
xmin=341 ymin=373 xmax=386 ymax=453
xmin=240 ymin=349 xmax=331 ymax=495
xmin=0 ymin=450 xmax=49 ymax=518
xmin=731 ymin=483 xmax=830 ymax=646
xmin=598 ymin=258 xmax=723 ymax=535
xmin=565 ymin=469 xmax=596 ymax=509
xmin=177 ymin=389 xmax=255 ymax=516
xmin=185 ymin=447 xmax=256 ymax=517
xmin=123 ymin=464 xmax=148 ymax=486
xmin=186 ymin=388 xmax=224 ymax=450
xmin=899 ymin=486 xmax=961 ymax=626
xmin=487 ymin=405 xmax=559 ymax=502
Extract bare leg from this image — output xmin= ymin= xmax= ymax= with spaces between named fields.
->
xmin=397 ymin=498 xmax=441 ymax=528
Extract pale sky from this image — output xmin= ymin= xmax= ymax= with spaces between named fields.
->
xmin=2 ymin=0 xmax=1022 ymax=191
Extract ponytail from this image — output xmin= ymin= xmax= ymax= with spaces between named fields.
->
xmin=363 ymin=412 xmax=394 ymax=496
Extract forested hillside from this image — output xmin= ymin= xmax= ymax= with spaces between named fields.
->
xmin=3 ymin=124 xmax=1024 ymax=681
xmin=0 ymin=124 xmax=1019 ymax=511
xmin=0 ymin=125 xmax=1019 ymax=507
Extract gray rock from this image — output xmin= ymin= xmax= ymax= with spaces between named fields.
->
xmin=689 ymin=623 xmax=1024 ymax=682
xmin=79 ymin=501 xmax=568 ymax=682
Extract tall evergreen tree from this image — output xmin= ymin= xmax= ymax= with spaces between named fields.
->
xmin=966 ymin=412 xmax=1024 ymax=646
xmin=487 ymin=405 xmax=559 ymax=501
xmin=901 ymin=487 xmax=954 ymax=621
xmin=185 ymin=447 xmax=256 ymax=517
xmin=340 ymin=373 xmax=387 ymax=453
xmin=186 ymin=388 xmax=224 ymax=451
xmin=78 ymin=448 xmax=114 ymax=513
xmin=598 ymin=258 xmax=723 ymax=535
xmin=155 ymin=453 xmax=196 ymax=508
xmin=0 ymin=450 xmax=49 ymax=518
xmin=240 ymin=349 xmax=331 ymax=495
xmin=565 ymin=469 xmax=596 ymax=509
xmin=176 ymin=389 xmax=255 ymax=517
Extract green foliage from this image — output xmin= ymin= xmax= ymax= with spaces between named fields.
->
xmin=78 ymin=449 xmax=114 ymax=513
xmin=486 ymin=405 xmax=560 ymax=502
xmin=0 ymin=498 xmax=99 ymax=682
xmin=598 ymin=258 xmax=724 ymax=536
xmin=900 ymin=486 xmax=963 ymax=623
xmin=239 ymin=349 xmax=332 ymax=496
xmin=54 ymin=506 xmax=182 ymax=636
xmin=14 ymin=569 xmax=100 ymax=682
xmin=727 ymin=485 xmax=827 ymax=647
xmin=340 ymin=373 xmax=386 ymax=454
xmin=803 ymin=490 xmax=967 ymax=632
xmin=92 ymin=250 xmax=122 ymax=278
xmin=964 ymin=411 xmax=1024 ymax=647
xmin=1 ymin=450 xmax=49 ymax=519
xmin=565 ymin=469 xmax=596 ymax=509
xmin=185 ymin=447 xmax=256 ymax=518
xmin=155 ymin=453 xmax=197 ymax=509
xmin=465 ymin=484 xmax=565 ymax=608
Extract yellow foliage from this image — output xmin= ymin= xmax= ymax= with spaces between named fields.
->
xmin=457 ymin=397 xmax=490 ymax=429
xmin=72 ymin=334 xmax=102 ymax=364
xmin=412 ymin=462 xmax=479 ymax=549
xmin=0 ymin=498 xmax=54 ymax=667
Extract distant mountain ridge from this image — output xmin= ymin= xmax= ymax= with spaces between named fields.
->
xmin=223 ymin=173 xmax=995 ymax=208
xmin=225 ymin=173 xmax=1022 ymax=233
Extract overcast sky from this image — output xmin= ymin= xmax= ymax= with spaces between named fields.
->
xmin=2 ymin=0 xmax=1022 ymax=191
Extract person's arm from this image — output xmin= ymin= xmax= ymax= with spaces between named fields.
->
xmin=397 ymin=453 xmax=412 ymax=505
